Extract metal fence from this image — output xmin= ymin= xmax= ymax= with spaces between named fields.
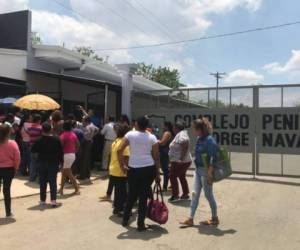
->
xmin=132 ymin=84 xmax=300 ymax=178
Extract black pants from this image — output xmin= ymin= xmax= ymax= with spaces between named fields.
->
xmin=39 ymin=162 xmax=59 ymax=202
xmin=79 ymin=140 xmax=92 ymax=179
xmin=160 ymin=153 xmax=170 ymax=189
xmin=72 ymin=145 xmax=82 ymax=176
xmin=123 ymin=166 xmax=156 ymax=227
xmin=0 ymin=167 xmax=15 ymax=216
xmin=106 ymin=176 xmax=114 ymax=196
xmin=110 ymin=176 xmax=127 ymax=212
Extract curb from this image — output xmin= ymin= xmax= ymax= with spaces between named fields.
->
xmin=0 ymin=173 xmax=109 ymax=201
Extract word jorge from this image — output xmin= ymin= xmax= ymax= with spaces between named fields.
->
xmin=174 ymin=113 xmax=252 ymax=147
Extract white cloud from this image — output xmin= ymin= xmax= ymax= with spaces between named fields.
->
xmin=183 ymin=57 xmax=195 ymax=67
xmin=224 ymin=69 xmax=264 ymax=85
xmin=166 ymin=60 xmax=184 ymax=72
xmin=69 ymin=0 xmax=263 ymax=43
xmin=32 ymin=10 xmax=133 ymax=63
xmin=0 ymin=0 xmax=28 ymax=13
xmin=0 ymin=0 xmax=264 ymax=74
xmin=149 ymin=52 xmax=165 ymax=62
xmin=165 ymin=57 xmax=196 ymax=73
xmin=263 ymin=50 xmax=300 ymax=76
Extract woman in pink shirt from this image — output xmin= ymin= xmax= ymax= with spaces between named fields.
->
xmin=59 ymin=120 xmax=80 ymax=195
xmin=0 ymin=124 xmax=20 ymax=217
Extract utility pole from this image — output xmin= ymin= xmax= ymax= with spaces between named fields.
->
xmin=210 ymin=72 xmax=226 ymax=107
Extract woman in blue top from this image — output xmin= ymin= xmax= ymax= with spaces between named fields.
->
xmin=180 ymin=118 xmax=219 ymax=227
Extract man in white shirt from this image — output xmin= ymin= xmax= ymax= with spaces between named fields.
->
xmin=101 ymin=116 xmax=116 ymax=170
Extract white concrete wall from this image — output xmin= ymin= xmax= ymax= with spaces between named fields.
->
xmin=0 ymin=49 xmax=27 ymax=80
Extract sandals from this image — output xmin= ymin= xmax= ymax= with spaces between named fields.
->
xmin=74 ymin=190 xmax=81 ymax=195
xmin=201 ymin=217 xmax=220 ymax=226
xmin=99 ymin=195 xmax=111 ymax=202
xmin=179 ymin=218 xmax=194 ymax=227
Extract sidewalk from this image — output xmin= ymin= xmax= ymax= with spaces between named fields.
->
xmin=0 ymin=170 xmax=108 ymax=200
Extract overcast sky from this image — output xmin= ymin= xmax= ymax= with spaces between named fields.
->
xmin=1 ymin=0 xmax=300 ymax=87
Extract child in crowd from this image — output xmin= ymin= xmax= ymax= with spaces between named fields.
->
xmin=108 ymin=123 xmax=130 ymax=216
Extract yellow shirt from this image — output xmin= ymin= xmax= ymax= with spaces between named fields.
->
xmin=109 ymin=138 xmax=129 ymax=177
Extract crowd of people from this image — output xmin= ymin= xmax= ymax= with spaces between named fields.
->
xmin=0 ymin=106 xmax=220 ymax=231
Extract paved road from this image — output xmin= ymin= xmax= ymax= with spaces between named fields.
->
xmin=0 ymin=175 xmax=299 ymax=250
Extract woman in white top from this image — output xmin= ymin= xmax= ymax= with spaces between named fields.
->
xmin=168 ymin=121 xmax=192 ymax=202
xmin=118 ymin=116 xmax=161 ymax=231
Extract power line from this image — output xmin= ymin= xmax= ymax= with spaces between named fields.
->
xmin=133 ymin=0 xmax=176 ymax=41
xmin=121 ymin=0 xmax=211 ymax=74
xmin=93 ymin=0 xmax=157 ymax=40
xmin=121 ymin=0 xmax=173 ymax=41
xmin=50 ymin=0 xmax=139 ymax=63
xmin=94 ymin=20 xmax=300 ymax=51
xmin=132 ymin=0 xmax=212 ymax=73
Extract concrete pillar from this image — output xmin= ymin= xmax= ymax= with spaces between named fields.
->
xmin=116 ymin=64 xmax=138 ymax=120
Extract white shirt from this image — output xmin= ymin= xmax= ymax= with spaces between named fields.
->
xmin=169 ymin=130 xmax=192 ymax=163
xmin=14 ymin=116 xmax=21 ymax=126
xmin=101 ymin=122 xmax=117 ymax=141
xmin=84 ymin=123 xmax=99 ymax=141
xmin=125 ymin=130 xmax=158 ymax=168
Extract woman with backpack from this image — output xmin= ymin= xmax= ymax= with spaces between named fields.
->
xmin=180 ymin=118 xmax=219 ymax=227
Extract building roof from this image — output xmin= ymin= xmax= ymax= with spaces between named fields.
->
xmin=32 ymin=45 xmax=170 ymax=91
xmin=132 ymin=75 xmax=171 ymax=91
xmin=33 ymin=45 xmax=121 ymax=83
xmin=0 ymin=48 xmax=27 ymax=56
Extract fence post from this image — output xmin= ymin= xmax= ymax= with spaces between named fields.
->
xmin=253 ymin=86 xmax=259 ymax=178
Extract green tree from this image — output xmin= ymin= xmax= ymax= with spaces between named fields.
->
xmin=74 ymin=46 xmax=103 ymax=62
xmin=197 ymin=99 xmax=226 ymax=108
xmin=31 ymin=32 xmax=42 ymax=45
xmin=137 ymin=63 xmax=184 ymax=89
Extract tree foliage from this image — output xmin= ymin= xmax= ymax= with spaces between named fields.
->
xmin=31 ymin=32 xmax=42 ymax=45
xmin=137 ymin=63 xmax=183 ymax=89
xmin=74 ymin=46 xmax=103 ymax=62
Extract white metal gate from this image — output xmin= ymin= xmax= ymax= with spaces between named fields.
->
xmin=132 ymin=84 xmax=300 ymax=178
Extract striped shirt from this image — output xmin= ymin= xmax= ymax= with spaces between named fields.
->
xmin=27 ymin=123 xmax=42 ymax=145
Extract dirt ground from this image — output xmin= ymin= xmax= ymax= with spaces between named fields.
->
xmin=0 ymin=174 xmax=299 ymax=250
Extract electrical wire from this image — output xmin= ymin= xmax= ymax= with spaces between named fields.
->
xmin=94 ymin=20 xmax=300 ymax=51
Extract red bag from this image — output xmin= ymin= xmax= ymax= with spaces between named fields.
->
xmin=147 ymin=182 xmax=169 ymax=225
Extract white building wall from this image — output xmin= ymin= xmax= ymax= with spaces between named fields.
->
xmin=0 ymin=49 xmax=27 ymax=80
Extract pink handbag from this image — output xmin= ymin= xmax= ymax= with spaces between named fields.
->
xmin=147 ymin=182 xmax=169 ymax=225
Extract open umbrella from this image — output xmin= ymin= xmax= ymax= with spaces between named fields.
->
xmin=14 ymin=94 xmax=60 ymax=111
xmin=0 ymin=97 xmax=17 ymax=104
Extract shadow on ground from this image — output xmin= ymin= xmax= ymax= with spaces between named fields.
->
xmin=27 ymin=203 xmax=62 ymax=211
xmin=77 ymin=179 xmax=93 ymax=186
xmin=117 ymin=224 xmax=168 ymax=240
xmin=0 ymin=217 xmax=16 ymax=226
xmin=24 ymin=181 xmax=39 ymax=189
xmin=229 ymin=176 xmax=300 ymax=187
xmin=180 ymin=224 xmax=237 ymax=237
xmin=168 ymin=200 xmax=191 ymax=208
xmin=197 ymin=224 xmax=237 ymax=236
xmin=57 ymin=192 xmax=80 ymax=200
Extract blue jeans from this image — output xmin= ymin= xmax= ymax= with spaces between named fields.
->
xmin=190 ymin=167 xmax=217 ymax=219
xmin=38 ymin=161 xmax=59 ymax=202
xmin=29 ymin=153 xmax=39 ymax=182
